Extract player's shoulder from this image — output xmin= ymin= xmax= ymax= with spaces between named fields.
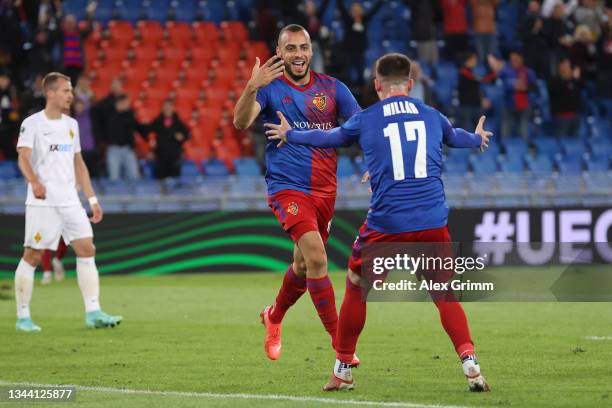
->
xmin=61 ymin=113 xmax=78 ymax=126
xmin=22 ymin=110 xmax=44 ymax=126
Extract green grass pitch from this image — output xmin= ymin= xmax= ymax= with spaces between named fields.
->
xmin=1 ymin=272 xmax=611 ymax=408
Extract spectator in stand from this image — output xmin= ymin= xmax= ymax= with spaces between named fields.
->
xmin=597 ymin=5 xmax=612 ymax=101
xmin=146 ymin=100 xmax=190 ymax=180
xmin=548 ymin=58 xmax=583 ymax=137
xmin=58 ymin=11 xmax=94 ymax=84
xmin=27 ymin=29 xmax=56 ymax=80
xmin=105 ymin=94 xmax=147 ymax=181
xmin=440 ymin=0 xmax=469 ymax=63
xmin=72 ymin=76 xmax=100 ymax=177
xmin=570 ymin=24 xmax=598 ymax=81
xmin=542 ymin=0 xmax=578 ymax=17
xmin=19 ymin=74 xmax=46 ymax=117
xmin=409 ymin=61 xmax=434 ymax=105
xmin=92 ymin=77 xmax=123 ymax=142
xmin=544 ymin=3 xmax=575 ymax=69
xmin=300 ymin=0 xmax=332 ymax=73
xmin=497 ymin=51 xmax=537 ymax=139
xmin=457 ymin=52 xmax=497 ymax=130
xmin=470 ymin=0 xmax=499 ymax=63
xmin=0 ymin=69 xmax=19 ymax=160
xmin=521 ymin=0 xmax=551 ymax=79
xmin=337 ymin=0 xmax=385 ymax=86
xmin=573 ymin=0 xmax=604 ymax=40
xmin=404 ymin=0 xmax=442 ymax=65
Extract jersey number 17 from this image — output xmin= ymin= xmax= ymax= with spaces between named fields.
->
xmin=383 ymin=120 xmax=427 ymax=181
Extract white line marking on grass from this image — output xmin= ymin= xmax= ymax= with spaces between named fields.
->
xmin=584 ymin=336 xmax=612 ymax=341
xmin=0 ymin=380 xmax=472 ymax=408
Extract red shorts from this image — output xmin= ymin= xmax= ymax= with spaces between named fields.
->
xmin=268 ymin=190 xmax=336 ymax=243
xmin=348 ymin=223 xmax=452 ymax=276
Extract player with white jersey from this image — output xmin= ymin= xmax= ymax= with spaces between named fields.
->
xmin=14 ymin=72 xmax=122 ymax=332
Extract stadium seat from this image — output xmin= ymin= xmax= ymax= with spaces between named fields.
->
xmin=108 ymin=20 xmax=135 ymax=43
xmin=556 ymin=155 xmax=583 ymax=174
xmin=337 ymin=156 xmax=356 ymax=178
xmin=560 ymin=139 xmax=586 ymax=157
xmin=586 ymin=155 xmax=610 ymax=172
xmin=444 ymin=158 xmax=469 ymax=174
xmin=220 ymin=21 xmax=249 ymax=42
xmin=145 ymin=0 xmax=170 ymax=21
xmin=0 ymin=161 xmax=19 ymax=179
xmin=136 ymin=21 xmax=164 ymax=45
xmin=193 ymin=21 xmax=219 ymax=43
xmin=526 ymin=155 xmax=554 ymax=174
xmin=532 ymin=137 xmax=561 ymax=159
xmin=498 ymin=156 xmax=524 ymax=173
xmin=470 ymin=155 xmax=498 ymax=174
xmin=166 ymin=21 xmax=193 ymax=45
xmin=233 ymin=158 xmax=262 ymax=176
xmin=202 ymin=159 xmax=230 ymax=177
xmin=173 ymin=0 xmax=198 ymax=22
xmin=180 ymin=160 xmax=202 ymax=182
xmin=503 ymin=138 xmax=529 ymax=157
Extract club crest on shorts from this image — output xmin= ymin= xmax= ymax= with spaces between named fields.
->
xmin=287 ymin=202 xmax=299 ymax=216
xmin=312 ymin=93 xmax=327 ymax=111
xmin=69 ymin=129 xmax=75 ymax=139
xmin=34 ymin=232 xmax=42 ymax=243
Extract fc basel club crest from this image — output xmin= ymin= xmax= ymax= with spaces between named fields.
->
xmin=287 ymin=202 xmax=299 ymax=216
xmin=69 ymin=129 xmax=75 ymax=139
xmin=312 ymin=93 xmax=327 ymax=111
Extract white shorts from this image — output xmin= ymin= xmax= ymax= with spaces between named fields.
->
xmin=24 ymin=205 xmax=93 ymax=250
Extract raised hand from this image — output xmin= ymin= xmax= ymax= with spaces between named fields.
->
xmin=248 ymin=56 xmax=285 ymax=90
xmin=475 ymin=116 xmax=493 ymax=153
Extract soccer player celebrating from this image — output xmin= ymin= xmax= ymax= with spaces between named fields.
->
xmin=266 ymin=53 xmax=492 ymax=391
xmin=233 ymin=24 xmax=361 ymax=360
xmin=14 ymin=72 xmax=122 ymax=332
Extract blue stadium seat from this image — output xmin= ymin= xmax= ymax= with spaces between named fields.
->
xmin=180 ymin=160 xmax=202 ymax=182
xmin=233 ymin=158 xmax=261 ymax=176
xmin=202 ymin=159 xmax=230 ymax=178
xmin=470 ymin=155 xmax=498 ymax=174
xmin=589 ymin=138 xmax=612 ymax=157
xmin=102 ymin=181 xmax=134 ymax=195
xmin=172 ymin=0 xmax=197 ymax=22
xmin=444 ymin=158 xmax=469 ymax=174
xmin=526 ymin=155 xmax=553 ymax=174
xmin=586 ymin=155 xmax=610 ymax=172
xmin=64 ymin=0 xmax=89 ymax=20
xmin=146 ymin=1 xmax=170 ymax=21
xmin=0 ymin=161 xmax=19 ymax=179
xmin=139 ymin=160 xmax=155 ymax=180
xmin=503 ymin=135 xmax=529 ymax=158
xmin=498 ymin=156 xmax=524 ymax=173
xmin=134 ymin=181 xmax=162 ymax=195
xmin=556 ymin=156 xmax=583 ymax=175
xmin=435 ymin=61 xmax=458 ymax=87
xmin=532 ymin=137 xmax=561 ymax=159
xmin=93 ymin=2 xmax=115 ymax=23
xmin=337 ymin=156 xmax=355 ymax=178
xmin=560 ymin=139 xmax=586 ymax=157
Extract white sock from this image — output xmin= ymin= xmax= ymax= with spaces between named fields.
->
xmin=76 ymin=257 xmax=101 ymax=313
xmin=15 ymin=258 xmax=36 ymax=319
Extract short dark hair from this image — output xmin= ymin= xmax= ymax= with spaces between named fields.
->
xmin=42 ymin=72 xmax=71 ymax=93
xmin=277 ymin=24 xmax=309 ymax=45
xmin=375 ymin=53 xmax=412 ymax=84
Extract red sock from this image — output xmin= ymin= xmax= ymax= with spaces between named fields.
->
xmin=434 ymin=300 xmax=474 ymax=359
xmin=269 ymin=265 xmax=307 ymax=324
xmin=41 ymin=250 xmax=53 ymax=272
xmin=307 ymin=275 xmax=338 ymax=342
xmin=56 ymin=239 xmax=67 ymax=259
xmin=336 ymin=277 xmax=366 ymax=363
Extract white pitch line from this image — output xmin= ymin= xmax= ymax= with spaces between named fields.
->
xmin=0 ymin=380 xmax=472 ymax=408
xmin=584 ymin=336 xmax=612 ymax=341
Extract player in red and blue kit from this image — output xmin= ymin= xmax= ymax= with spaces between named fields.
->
xmin=266 ymin=54 xmax=493 ymax=392
xmin=233 ymin=24 xmax=361 ymax=362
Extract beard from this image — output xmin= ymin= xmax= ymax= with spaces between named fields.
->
xmin=284 ymin=60 xmax=311 ymax=82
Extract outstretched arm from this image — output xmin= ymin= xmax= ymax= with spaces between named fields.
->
xmin=441 ymin=114 xmax=492 ymax=151
xmin=264 ymin=111 xmax=359 ymax=148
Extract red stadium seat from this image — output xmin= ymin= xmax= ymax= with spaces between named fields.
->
xmin=123 ymin=65 xmax=149 ymax=84
xmin=190 ymin=47 xmax=215 ymax=65
xmin=100 ymin=41 xmax=130 ymax=65
xmin=165 ymin=21 xmax=193 ymax=46
xmin=214 ymin=68 xmax=237 ymax=88
xmin=219 ymin=21 xmax=248 ymax=43
xmin=131 ymin=45 xmax=159 ymax=66
xmin=136 ymin=21 xmax=165 ymax=46
xmin=203 ymin=87 xmax=229 ymax=104
xmin=161 ymin=46 xmax=187 ymax=64
xmin=183 ymin=64 xmax=209 ymax=83
xmin=251 ymin=41 xmax=271 ymax=62
xmin=108 ymin=20 xmax=135 ymax=44
xmin=155 ymin=67 xmax=181 ymax=84
xmin=175 ymin=87 xmax=201 ymax=103
xmin=192 ymin=21 xmax=219 ymax=44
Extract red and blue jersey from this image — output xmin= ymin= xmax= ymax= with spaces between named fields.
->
xmin=256 ymin=71 xmax=361 ymax=198
xmin=286 ymin=96 xmax=482 ymax=233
